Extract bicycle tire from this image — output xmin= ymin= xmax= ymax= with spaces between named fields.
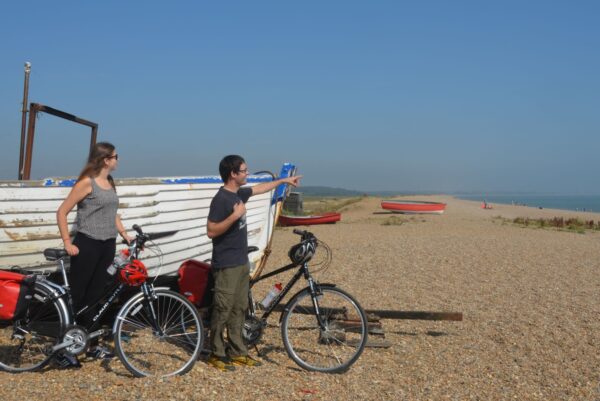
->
xmin=0 ymin=282 xmax=69 ymax=372
xmin=281 ymin=286 xmax=368 ymax=373
xmin=113 ymin=289 xmax=203 ymax=377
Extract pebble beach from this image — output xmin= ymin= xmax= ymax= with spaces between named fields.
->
xmin=2 ymin=195 xmax=599 ymax=401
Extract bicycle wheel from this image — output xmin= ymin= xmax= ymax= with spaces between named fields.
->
xmin=113 ymin=289 xmax=203 ymax=377
xmin=0 ymin=283 xmax=69 ymax=372
xmin=281 ymin=286 xmax=368 ymax=373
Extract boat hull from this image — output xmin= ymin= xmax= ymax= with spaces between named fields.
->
xmin=279 ymin=212 xmax=341 ymax=226
xmin=0 ymin=164 xmax=295 ymax=277
xmin=381 ymin=200 xmax=446 ymax=214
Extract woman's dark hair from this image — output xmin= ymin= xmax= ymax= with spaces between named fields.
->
xmin=219 ymin=155 xmax=246 ymax=183
xmin=77 ymin=142 xmax=116 ymax=190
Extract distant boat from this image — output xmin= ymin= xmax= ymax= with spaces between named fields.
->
xmin=381 ymin=200 xmax=446 ymax=214
xmin=0 ymin=164 xmax=296 ymax=278
xmin=278 ymin=212 xmax=341 ymax=226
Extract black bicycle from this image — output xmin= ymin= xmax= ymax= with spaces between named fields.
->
xmin=0 ymin=225 xmax=204 ymax=377
xmin=242 ymin=229 xmax=368 ymax=373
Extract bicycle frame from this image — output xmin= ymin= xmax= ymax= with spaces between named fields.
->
xmin=249 ymin=261 xmax=329 ymax=330
xmin=49 ymin=227 xmax=167 ymax=341
xmin=52 ymin=256 xmax=125 ymax=330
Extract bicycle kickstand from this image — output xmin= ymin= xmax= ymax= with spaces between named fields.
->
xmin=253 ymin=343 xmax=263 ymax=357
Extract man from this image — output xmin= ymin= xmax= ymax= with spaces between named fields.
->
xmin=206 ymin=155 xmax=301 ymax=371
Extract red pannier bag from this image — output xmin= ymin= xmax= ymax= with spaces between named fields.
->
xmin=0 ymin=270 xmax=35 ymax=321
xmin=178 ymin=260 xmax=213 ymax=308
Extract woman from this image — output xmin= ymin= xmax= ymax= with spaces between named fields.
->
xmin=56 ymin=142 xmax=131 ymax=365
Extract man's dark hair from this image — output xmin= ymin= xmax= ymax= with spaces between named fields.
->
xmin=219 ymin=155 xmax=246 ymax=183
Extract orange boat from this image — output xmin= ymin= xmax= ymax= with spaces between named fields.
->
xmin=278 ymin=212 xmax=341 ymax=226
xmin=380 ymin=200 xmax=446 ymax=214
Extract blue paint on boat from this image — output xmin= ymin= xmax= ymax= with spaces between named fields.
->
xmin=42 ymin=178 xmax=78 ymax=187
xmin=273 ymin=163 xmax=296 ymax=204
xmin=161 ymin=176 xmax=273 ymax=184
xmin=39 ymin=164 xmax=297 ymax=192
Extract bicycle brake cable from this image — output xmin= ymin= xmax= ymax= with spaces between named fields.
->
xmin=310 ymin=240 xmax=332 ymax=274
xmin=143 ymin=239 xmax=165 ymax=283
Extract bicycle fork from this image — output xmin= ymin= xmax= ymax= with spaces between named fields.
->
xmin=306 ymin=277 xmax=328 ymax=331
xmin=140 ymin=283 xmax=164 ymax=336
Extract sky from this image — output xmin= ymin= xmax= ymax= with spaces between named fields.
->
xmin=1 ymin=1 xmax=599 ymax=194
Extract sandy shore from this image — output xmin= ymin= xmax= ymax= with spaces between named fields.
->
xmin=2 ymin=196 xmax=599 ymax=400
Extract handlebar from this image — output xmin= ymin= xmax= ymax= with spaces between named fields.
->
xmin=122 ymin=226 xmax=178 ymax=244
xmin=123 ymin=225 xmax=178 ymax=258
xmin=292 ymin=229 xmax=316 ymax=241
xmin=133 ymin=224 xmax=143 ymax=235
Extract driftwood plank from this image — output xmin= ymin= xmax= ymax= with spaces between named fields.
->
xmin=270 ymin=304 xmax=463 ymax=321
xmin=365 ymin=309 xmax=463 ymax=321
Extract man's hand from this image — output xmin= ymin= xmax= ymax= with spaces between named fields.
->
xmin=207 ymin=200 xmax=247 ymax=239
xmin=232 ymin=201 xmax=246 ymax=219
xmin=283 ymin=175 xmax=302 ymax=187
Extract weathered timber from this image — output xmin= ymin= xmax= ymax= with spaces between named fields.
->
xmin=270 ymin=304 xmax=463 ymax=321
xmin=365 ymin=309 xmax=463 ymax=321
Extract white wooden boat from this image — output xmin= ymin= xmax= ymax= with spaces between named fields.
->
xmin=0 ymin=164 xmax=295 ymax=278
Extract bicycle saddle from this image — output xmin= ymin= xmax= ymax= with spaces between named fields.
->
xmin=43 ymin=248 xmax=68 ymax=261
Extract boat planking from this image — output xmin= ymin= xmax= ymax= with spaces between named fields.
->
xmin=0 ymin=164 xmax=295 ymax=277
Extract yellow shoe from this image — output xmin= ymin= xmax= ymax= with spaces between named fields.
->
xmin=207 ymin=355 xmax=236 ymax=372
xmin=230 ymin=355 xmax=263 ymax=367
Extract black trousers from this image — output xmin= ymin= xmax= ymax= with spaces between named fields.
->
xmin=70 ymin=233 xmax=116 ymax=328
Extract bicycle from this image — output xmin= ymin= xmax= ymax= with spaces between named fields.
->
xmin=242 ymin=229 xmax=368 ymax=373
xmin=0 ymin=225 xmax=204 ymax=377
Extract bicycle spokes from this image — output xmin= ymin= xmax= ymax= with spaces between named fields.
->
xmin=114 ymin=290 xmax=203 ymax=377
xmin=281 ymin=287 xmax=368 ymax=373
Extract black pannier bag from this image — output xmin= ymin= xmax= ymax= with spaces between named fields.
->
xmin=0 ymin=270 xmax=36 ymax=321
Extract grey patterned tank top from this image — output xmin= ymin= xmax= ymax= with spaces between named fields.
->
xmin=75 ymin=178 xmax=119 ymax=240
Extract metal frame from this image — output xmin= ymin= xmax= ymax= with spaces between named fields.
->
xmin=21 ymin=103 xmax=98 ymax=180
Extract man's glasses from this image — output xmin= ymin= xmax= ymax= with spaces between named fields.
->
xmin=107 ymin=154 xmax=119 ymax=160
xmin=237 ymin=168 xmax=249 ymax=174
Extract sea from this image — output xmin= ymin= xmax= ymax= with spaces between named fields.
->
xmin=456 ymin=194 xmax=600 ymax=213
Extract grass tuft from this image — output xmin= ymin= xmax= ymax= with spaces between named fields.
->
xmin=286 ymin=196 xmax=364 ymax=215
xmin=499 ymin=216 xmax=600 ymax=233
xmin=381 ymin=216 xmax=404 ymax=226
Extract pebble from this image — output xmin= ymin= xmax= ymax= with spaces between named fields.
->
xmin=2 ymin=196 xmax=599 ymax=400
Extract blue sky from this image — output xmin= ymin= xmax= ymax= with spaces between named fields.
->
xmin=1 ymin=1 xmax=599 ymax=194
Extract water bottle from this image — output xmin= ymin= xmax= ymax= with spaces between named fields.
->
xmin=108 ymin=249 xmax=129 ymax=275
xmin=260 ymin=283 xmax=282 ymax=309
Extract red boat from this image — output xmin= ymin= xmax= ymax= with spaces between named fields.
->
xmin=278 ymin=212 xmax=341 ymax=226
xmin=380 ymin=200 xmax=446 ymax=214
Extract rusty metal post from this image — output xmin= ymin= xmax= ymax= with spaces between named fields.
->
xmin=18 ymin=62 xmax=32 ymax=180
xmin=90 ymin=125 xmax=98 ymax=158
xmin=23 ymin=103 xmax=39 ymax=180
xmin=21 ymin=103 xmax=98 ymax=180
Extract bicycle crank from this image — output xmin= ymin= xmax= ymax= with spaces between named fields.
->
xmin=51 ymin=325 xmax=89 ymax=355
xmin=242 ymin=316 xmax=265 ymax=346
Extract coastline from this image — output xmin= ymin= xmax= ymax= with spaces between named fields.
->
xmin=455 ymin=194 xmax=600 ymax=214
xmin=445 ymin=194 xmax=600 ymax=221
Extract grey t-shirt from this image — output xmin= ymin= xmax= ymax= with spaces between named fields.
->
xmin=208 ymin=186 xmax=253 ymax=269
xmin=75 ymin=178 xmax=118 ymax=240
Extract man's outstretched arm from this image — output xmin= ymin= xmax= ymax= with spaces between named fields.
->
xmin=251 ymin=176 xmax=302 ymax=196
